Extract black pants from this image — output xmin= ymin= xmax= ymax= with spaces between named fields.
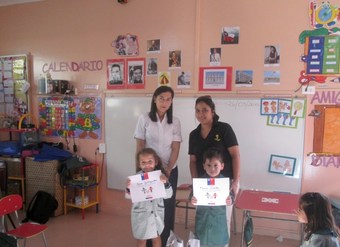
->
xmin=147 ymin=166 xmax=178 ymax=247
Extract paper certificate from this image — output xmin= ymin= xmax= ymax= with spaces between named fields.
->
xmin=193 ymin=178 xmax=229 ymax=206
xmin=128 ymin=170 xmax=166 ymax=203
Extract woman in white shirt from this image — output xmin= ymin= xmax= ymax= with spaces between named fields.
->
xmin=134 ymin=86 xmax=182 ymax=247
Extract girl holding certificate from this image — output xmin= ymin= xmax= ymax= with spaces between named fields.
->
xmin=191 ymin=148 xmax=233 ymax=247
xmin=126 ymin=148 xmax=173 ymax=247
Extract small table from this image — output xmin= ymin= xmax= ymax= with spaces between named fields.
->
xmin=235 ymin=189 xmax=301 ymax=247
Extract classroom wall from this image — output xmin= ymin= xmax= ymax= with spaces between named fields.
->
xmin=1 ymin=0 xmax=340 ymax=239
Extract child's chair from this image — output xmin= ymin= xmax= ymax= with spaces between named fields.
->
xmin=0 ymin=194 xmax=48 ymax=246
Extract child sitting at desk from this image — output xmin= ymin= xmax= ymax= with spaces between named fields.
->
xmin=297 ymin=192 xmax=340 ymax=247
xmin=191 ymin=147 xmax=233 ymax=247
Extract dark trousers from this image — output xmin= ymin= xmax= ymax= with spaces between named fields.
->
xmin=147 ymin=166 xmax=178 ymax=247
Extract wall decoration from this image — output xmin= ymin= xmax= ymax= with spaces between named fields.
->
xmin=39 ymin=96 xmax=102 ymax=139
xmin=278 ymin=99 xmax=292 ymax=114
xmin=291 ymin=98 xmax=306 ymax=118
xmin=111 ymin=34 xmax=139 ymax=56
xmin=267 ymin=113 xmax=298 ymax=128
xmin=209 ymin=48 xmax=221 ymax=66
xmin=199 ymin=66 xmax=232 ymax=91
xmin=309 ymin=1 xmax=340 ymax=29
xmin=221 ymin=27 xmax=239 ymax=44
xmin=74 ymin=97 xmax=102 ymax=139
xmin=269 ymin=154 xmax=296 ymax=176
xmin=107 ymin=59 xmax=125 ymax=89
xmin=264 ymin=70 xmax=280 ymax=84
xmin=264 ymin=45 xmax=280 ymax=66
xmin=146 ymin=58 xmax=158 ymax=76
xmin=177 ymin=71 xmax=191 ymax=89
xmin=127 ymin=58 xmax=145 ymax=89
xmin=169 ymin=50 xmax=181 ymax=68
xmin=235 ymin=70 xmax=253 ymax=87
xmin=147 ymin=39 xmax=160 ymax=53
xmin=158 ymin=71 xmax=170 ymax=87
xmin=260 ymin=98 xmax=278 ymax=115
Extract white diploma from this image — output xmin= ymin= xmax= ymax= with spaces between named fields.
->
xmin=128 ymin=170 xmax=166 ymax=203
xmin=193 ymin=178 xmax=229 ymax=206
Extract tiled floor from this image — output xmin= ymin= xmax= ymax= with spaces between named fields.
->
xmin=22 ymin=190 xmax=301 ymax=247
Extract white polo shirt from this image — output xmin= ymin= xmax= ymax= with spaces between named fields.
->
xmin=134 ymin=113 xmax=182 ymax=169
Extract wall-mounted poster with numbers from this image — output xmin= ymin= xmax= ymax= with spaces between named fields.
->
xmin=38 ymin=96 xmax=102 ymax=139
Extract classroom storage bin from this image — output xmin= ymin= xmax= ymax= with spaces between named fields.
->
xmin=25 ymin=157 xmax=64 ymax=216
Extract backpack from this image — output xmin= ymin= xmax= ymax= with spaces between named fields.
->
xmin=0 ymin=232 xmax=17 ymax=247
xmin=23 ymin=190 xmax=58 ymax=224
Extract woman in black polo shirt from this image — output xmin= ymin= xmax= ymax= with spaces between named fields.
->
xmin=188 ymin=95 xmax=241 ymax=244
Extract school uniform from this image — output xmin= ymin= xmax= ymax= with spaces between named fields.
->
xmin=302 ymin=229 xmax=340 ymax=247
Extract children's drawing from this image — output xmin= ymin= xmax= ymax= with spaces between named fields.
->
xmin=75 ymin=97 xmax=101 ymax=139
xmin=269 ymin=154 xmax=296 ymax=176
xmin=260 ymin=98 xmax=279 ymax=115
xmin=290 ymin=98 xmax=306 ymax=118
xmin=267 ymin=113 xmax=298 ymax=128
xmin=278 ymin=99 xmax=292 ymax=114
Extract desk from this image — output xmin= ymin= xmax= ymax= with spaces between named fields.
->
xmin=235 ymin=190 xmax=301 ymax=247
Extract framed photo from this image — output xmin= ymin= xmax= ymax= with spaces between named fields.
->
xmin=260 ymin=98 xmax=278 ymax=115
xmin=268 ymin=154 xmax=296 ymax=176
xmin=199 ymin=66 xmax=232 ymax=91
xmin=290 ymin=98 xmax=306 ymax=118
xmin=126 ymin=58 xmax=145 ymax=89
xmin=107 ymin=59 xmax=125 ymax=89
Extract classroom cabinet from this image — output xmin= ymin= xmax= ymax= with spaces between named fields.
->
xmin=63 ymin=164 xmax=99 ymax=219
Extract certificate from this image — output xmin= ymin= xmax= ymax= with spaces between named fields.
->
xmin=193 ymin=178 xmax=229 ymax=206
xmin=128 ymin=170 xmax=166 ymax=203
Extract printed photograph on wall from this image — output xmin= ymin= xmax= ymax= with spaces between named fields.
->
xmin=127 ymin=58 xmax=145 ymax=89
xmin=264 ymin=70 xmax=280 ymax=84
xmin=158 ymin=71 xmax=170 ymax=87
xmin=268 ymin=154 xmax=296 ymax=176
xmin=264 ymin=45 xmax=280 ymax=66
xmin=177 ymin=71 xmax=191 ymax=89
xmin=291 ymin=98 xmax=306 ymax=118
xmin=107 ymin=59 xmax=125 ymax=89
xmin=267 ymin=113 xmax=298 ymax=128
xmin=260 ymin=98 xmax=278 ymax=115
xmin=235 ymin=70 xmax=253 ymax=87
xmin=147 ymin=39 xmax=161 ymax=53
xmin=169 ymin=50 xmax=181 ymax=68
xmin=199 ymin=67 xmax=232 ymax=91
xmin=221 ymin=27 xmax=239 ymax=44
xmin=147 ymin=58 xmax=158 ymax=76
xmin=209 ymin=47 xmax=221 ymax=66
xmin=111 ymin=34 xmax=139 ymax=56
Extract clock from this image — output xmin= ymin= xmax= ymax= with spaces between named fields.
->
xmin=315 ymin=2 xmax=339 ymax=27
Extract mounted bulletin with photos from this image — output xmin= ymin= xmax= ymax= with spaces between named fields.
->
xmin=0 ymin=54 xmax=31 ymax=128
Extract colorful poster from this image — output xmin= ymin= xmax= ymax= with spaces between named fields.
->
xmin=193 ymin=178 xmax=229 ymax=206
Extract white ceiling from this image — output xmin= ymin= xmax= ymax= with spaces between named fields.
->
xmin=0 ymin=0 xmax=45 ymax=7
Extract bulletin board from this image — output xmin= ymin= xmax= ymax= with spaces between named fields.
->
xmin=0 ymin=54 xmax=30 ymax=126
xmin=105 ymin=96 xmax=305 ymax=193
xmin=38 ymin=96 xmax=102 ymax=139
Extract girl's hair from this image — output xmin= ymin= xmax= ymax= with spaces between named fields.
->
xmin=299 ymin=192 xmax=339 ymax=240
xmin=136 ymin=148 xmax=166 ymax=175
xmin=270 ymin=45 xmax=277 ymax=53
xmin=195 ymin=95 xmax=220 ymax=123
xmin=149 ymin=86 xmax=174 ymax=124
xmin=203 ymin=147 xmax=224 ymax=164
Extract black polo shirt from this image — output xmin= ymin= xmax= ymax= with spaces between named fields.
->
xmin=189 ymin=121 xmax=238 ymax=178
